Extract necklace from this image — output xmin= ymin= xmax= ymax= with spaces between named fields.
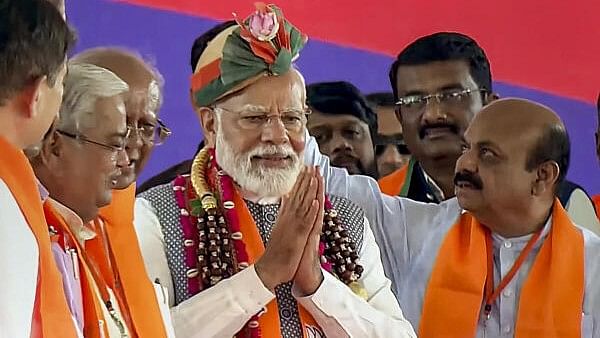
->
xmin=171 ymin=147 xmax=365 ymax=337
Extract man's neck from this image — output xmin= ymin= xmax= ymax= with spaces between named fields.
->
xmin=418 ymin=156 xmax=457 ymax=199
xmin=477 ymin=202 xmax=554 ymax=238
xmin=0 ymin=109 xmax=24 ymax=149
xmin=239 ymin=187 xmax=282 ymax=205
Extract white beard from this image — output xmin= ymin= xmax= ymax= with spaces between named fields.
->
xmin=215 ymin=121 xmax=302 ymax=198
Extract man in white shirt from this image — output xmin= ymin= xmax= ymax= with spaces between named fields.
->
xmin=306 ymin=98 xmax=600 ymax=337
xmin=134 ymin=5 xmax=416 ymax=337
xmin=29 ymin=62 xmax=175 ymax=337
xmin=0 ymin=1 xmax=76 ymax=337
xmin=379 ymin=32 xmax=600 ymax=233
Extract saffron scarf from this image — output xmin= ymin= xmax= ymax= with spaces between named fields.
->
xmin=419 ymin=200 xmax=584 ymax=337
xmin=231 ymin=188 xmax=323 ymax=337
xmin=0 ymin=137 xmax=78 ymax=338
xmin=43 ymin=201 xmax=109 ymax=338
xmin=592 ymin=195 xmax=600 ymax=219
xmin=378 ymin=157 xmax=415 ymax=196
xmin=96 ymin=184 xmax=169 ymax=338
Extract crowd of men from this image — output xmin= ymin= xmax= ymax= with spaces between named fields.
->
xmin=1 ymin=0 xmax=599 ymax=337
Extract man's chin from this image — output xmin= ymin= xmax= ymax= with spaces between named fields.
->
xmin=456 ymin=193 xmax=481 ymax=212
xmin=419 ymin=141 xmax=462 ymax=159
xmin=114 ymin=172 xmax=136 ymax=190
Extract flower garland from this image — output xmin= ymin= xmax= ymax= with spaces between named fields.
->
xmin=173 ymin=147 xmax=364 ymax=337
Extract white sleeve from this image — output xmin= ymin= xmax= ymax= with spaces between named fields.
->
xmin=170 ymin=265 xmax=274 ymax=337
xmin=565 ymin=188 xmax=600 ymax=236
xmin=0 ymin=179 xmax=39 ymax=338
xmin=294 ymin=217 xmax=417 ymax=338
xmin=304 ymin=131 xmax=459 ymax=293
xmin=133 ymin=198 xmax=176 ymax=306
xmin=134 ymin=198 xmax=275 ymax=338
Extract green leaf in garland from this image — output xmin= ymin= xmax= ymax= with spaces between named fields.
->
xmin=189 ymin=199 xmax=203 ymax=217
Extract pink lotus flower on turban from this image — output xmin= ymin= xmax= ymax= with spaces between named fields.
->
xmin=248 ymin=3 xmax=280 ymax=42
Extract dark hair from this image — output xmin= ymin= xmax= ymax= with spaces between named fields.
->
xmin=0 ymin=0 xmax=76 ymax=104
xmin=525 ymin=124 xmax=570 ymax=192
xmin=366 ymin=92 xmax=396 ymax=108
xmin=190 ymin=20 xmax=237 ymax=72
xmin=307 ymin=81 xmax=378 ymax=140
xmin=44 ymin=0 xmax=64 ymax=9
xmin=389 ymin=32 xmax=492 ymax=100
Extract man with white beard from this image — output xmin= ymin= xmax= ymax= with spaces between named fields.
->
xmin=133 ymin=4 xmax=415 ymax=338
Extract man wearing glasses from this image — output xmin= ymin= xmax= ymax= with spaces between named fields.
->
xmin=378 ymin=32 xmax=599 ymax=233
xmin=70 ymin=48 xmax=176 ymax=337
xmin=134 ymin=9 xmax=415 ymax=337
xmin=30 ymin=62 xmax=175 ymax=337
xmin=73 ymin=47 xmax=171 ymax=190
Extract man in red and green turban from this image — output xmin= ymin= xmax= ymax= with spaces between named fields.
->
xmin=134 ymin=3 xmax=416 ymax=337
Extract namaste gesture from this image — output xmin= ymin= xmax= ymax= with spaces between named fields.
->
xmin=255 ymin=166 xmax=325 ymax=295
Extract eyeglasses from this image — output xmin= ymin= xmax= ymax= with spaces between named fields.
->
xmin=56 ymin=129 xmax=128 ymax=155
xmin=212 ymin=106 xmax=311 ymax=133
xmin=395 ymin=88 xmax=487 ymax=114
xmin=127 ymin=119 xmax=172 ymax=145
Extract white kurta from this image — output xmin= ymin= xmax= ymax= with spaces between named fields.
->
xmin=134 ymin=194 xmax=416 ymax=338
xmin=0 ymin=178 xmax=40 ymax=338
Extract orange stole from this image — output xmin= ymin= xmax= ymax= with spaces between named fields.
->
xmin=232 ymin=189 xmax=322 ymax=337
xmin=419 ymin=200 xmax=584 ymax=338
xmin=0 ymin=137 xmax=78 ymax=338
xmin=592 ymin=195 xmax=600 ymax=219
xmin=97 ymin=184 xmax=168 ymax=338
xmin=378 ymin=157 xmax=414 ymax=196
xmin=43 ymin=201 xmax=109 ymax=338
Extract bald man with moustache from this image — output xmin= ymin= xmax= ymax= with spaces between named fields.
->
xmin=305 ymin=98 xmax=600 ymax=337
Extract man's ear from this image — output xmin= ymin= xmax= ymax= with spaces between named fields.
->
xmin=532 ymin=160 xmax=560 ymax=196
xmin=198 ymin=106 xmax=217 ymax=148
xmin=17 ymin=76 xmax=47 ymax=119
xmin=40 ymin=130 xmax=67 ymax=166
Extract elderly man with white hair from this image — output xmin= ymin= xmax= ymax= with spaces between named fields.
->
xmin=29 ymin=62 xmax=174 ymax=337
xmin=134 ymin=4 xmax=415 ymax=338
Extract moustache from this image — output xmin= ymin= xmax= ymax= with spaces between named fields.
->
xmin=454 ymin=170 xmax=483 ymax=190
xmin=419 ymin=122 xmax=459 ymax=139
xmin=248 ymin=144 xmax=297 ymax=159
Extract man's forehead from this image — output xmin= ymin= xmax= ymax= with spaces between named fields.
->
xmin=92 ymin=97 xmax=126 ymax=127
xmin=126 ymin=82 xmax=160 ymax=115
xmin=308 ymin=111 xmax=367 ymax=128
xmin=395 ymin=59 xmax=477 ymax=94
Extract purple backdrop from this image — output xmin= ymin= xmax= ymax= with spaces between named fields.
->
xmin=67 ymin=0 xmax=600 ymax=195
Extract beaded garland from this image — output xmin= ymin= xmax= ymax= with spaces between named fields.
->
xmin=173 ymin=147 xmax=364 ymax=337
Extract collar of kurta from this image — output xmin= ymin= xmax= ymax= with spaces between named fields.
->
xmin=190 ymin=2 xmax=307 ymax=107
xmin=419 ymin=199 xmax=585 ymax=337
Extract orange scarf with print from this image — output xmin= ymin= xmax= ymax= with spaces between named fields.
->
xmin=419 ymin=200 xmax=584 ymax=338
xmin=231 ymin=189 xmax=323 ymax=337
xmin=96 ymin=184 xmax=169 ymax=338
xmin=378 ymin=157 xmax=414 ymax=196
xmin=592 ymin=195 xmax=600 ymax=220
xmin=43 ymin=201 xmax=110 ymax=338
xmin=0 ymin=137 xmax=78 ymax=338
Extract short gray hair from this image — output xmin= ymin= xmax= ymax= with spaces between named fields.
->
xmin=56 ymin=62 xmax=129 ymax=133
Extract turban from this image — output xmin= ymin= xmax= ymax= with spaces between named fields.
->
xmin=190 ymin=3 xmax=308 ymax=106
